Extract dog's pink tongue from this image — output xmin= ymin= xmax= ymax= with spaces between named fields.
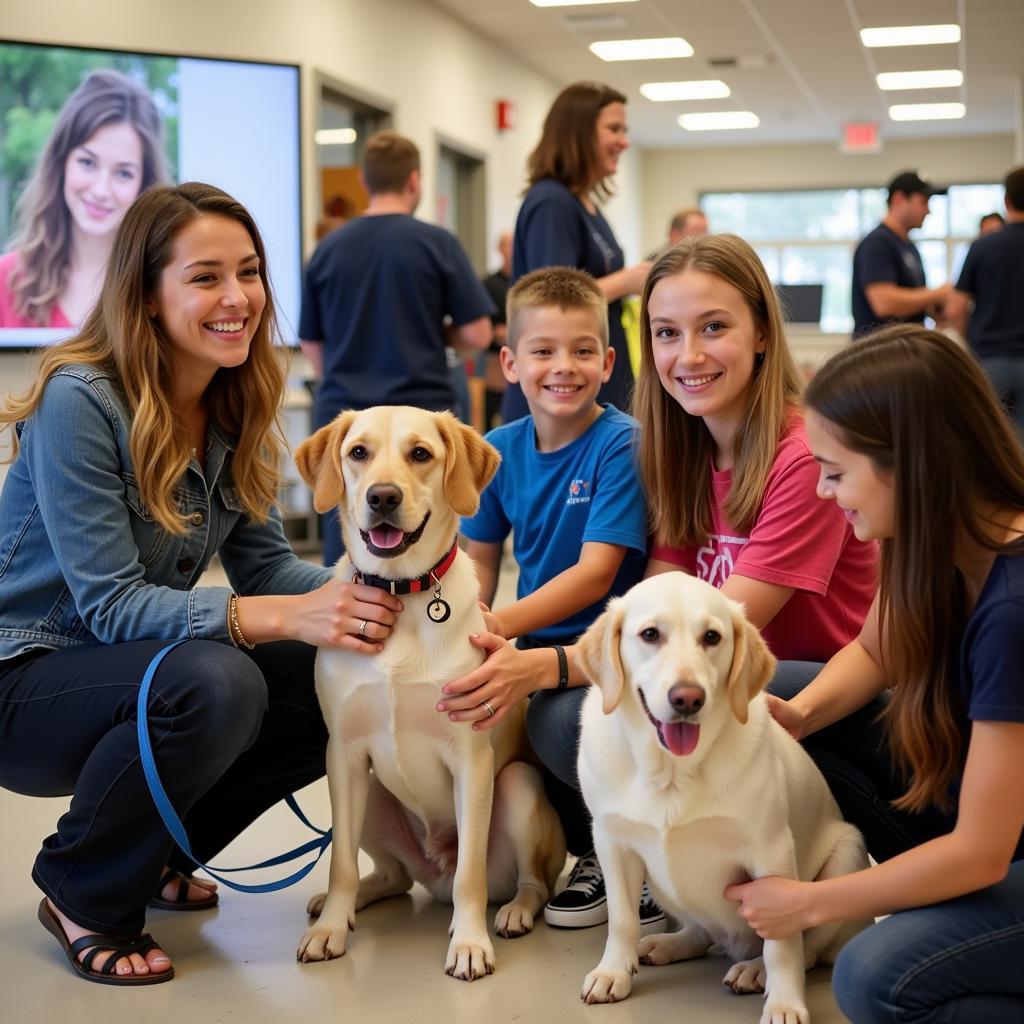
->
xmin=369 ymin=525 xmax=404 ymax=549
xmin=661 ymin=721 xmax=700 ymax=756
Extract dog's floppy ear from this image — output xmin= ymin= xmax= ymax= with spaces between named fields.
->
xmin=435 ymin=412 xmax=501 ymax=517
xmin=294 ymin=411 xmax=357 ymax=514
xmin=726 ymin=608 xmax=777 ymax=724
xmin=576 ymin=598 xmax=627 ymax=714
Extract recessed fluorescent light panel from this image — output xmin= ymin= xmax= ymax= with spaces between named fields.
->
xmin=860 ymin=24 xmax=961 ymax=47
xmin=314 ymin=128 xmax=357 ymax=145
xmin=590 ymin=37 xmax=694 ymax=61
xmin=888 ymin=102 xmax=966 ymax=121
xmin=877 ymin=69 xmax=963 ymax=90
xmin=531 ymin=0 xmax=636 ymax=6
xmin=679 ymin=111 xmax=759 ymax=131
xmin=641 ymin=80 xmax=731 ymax=101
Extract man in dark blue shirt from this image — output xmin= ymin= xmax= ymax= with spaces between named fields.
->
xmin=299 ymin=131 xmax=493 ymax=564
xmin=851 ymin=171 xmax=952 ymax=338
xmin=948 ymin=166 xmax=1024 ymax=433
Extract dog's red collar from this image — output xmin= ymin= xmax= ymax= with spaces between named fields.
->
xmin=352 ymin=538 xmax=459 ymax=596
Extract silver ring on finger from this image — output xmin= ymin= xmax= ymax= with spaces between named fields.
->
xmin=482 ymin=700 xmax=495 ymax=718
xmin=358 ymin=619 xmax=369 ymax=637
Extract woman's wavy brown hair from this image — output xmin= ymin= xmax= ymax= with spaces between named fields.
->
xmin=635 ymin=234 xmax=804 ymax=547
xmin=805 ymin=324 xmax=1024 ymax=812
xmin=6 ymin=69 xmax=169 ymax=325
xmin=526 ymin=81 xmax=627 ymax=200
xmin=2 ymin=182 xmax=286 ymax=534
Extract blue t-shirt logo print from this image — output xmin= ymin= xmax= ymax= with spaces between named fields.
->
xmin=568 ymin=479 xmax=591 ymax=505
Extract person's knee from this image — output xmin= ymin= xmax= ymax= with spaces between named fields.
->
xmin=832 ymin=930 xmax=892 ymax=1024
xmin=153 ymin=640 xmax=267 ymax=751
xmin=526 ymin=689 xmax=584 ymax=781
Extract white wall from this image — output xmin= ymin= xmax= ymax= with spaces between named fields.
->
xmin=641 ymin=133 xmax=1016 ymax=253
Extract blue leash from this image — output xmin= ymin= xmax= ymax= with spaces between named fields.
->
xmin=136 ymin=640 xmax=332 ymax=893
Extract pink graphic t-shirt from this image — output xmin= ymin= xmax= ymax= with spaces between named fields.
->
xmin=651 ymin=418 xmax=878 ymax=663
xmin=0 ymin=251 xmax=72 ymax=329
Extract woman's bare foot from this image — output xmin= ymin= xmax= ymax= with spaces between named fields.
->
xmin=47 ymin=899 xmax=172 ymax=978
xmin=157 ymin=870 xmax=218 ymax=905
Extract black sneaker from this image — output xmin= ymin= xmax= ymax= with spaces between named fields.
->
xmin=638 ymin=880 xmax=668 ymax=936
xmin=544 ymin=850 xmax=607 ymax=928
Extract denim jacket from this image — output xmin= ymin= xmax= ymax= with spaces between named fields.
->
xmin=0 ymin=364 xmax=331 ymax=660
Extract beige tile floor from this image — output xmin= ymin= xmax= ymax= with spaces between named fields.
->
xmin=0 ymin=549 xmax=850 ymax=1023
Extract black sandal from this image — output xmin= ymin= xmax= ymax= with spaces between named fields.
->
xmin=37 ymin=899 xmax=174 ymax=986
xmin=148 ymin=868 xmax=219 ymax=912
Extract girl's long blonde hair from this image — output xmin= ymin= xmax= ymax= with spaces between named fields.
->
xmin=2 ymin=182 xmax=286 ymax=534
xmin=806 ymin=325 xmax=1024 ymax=812
xmin=635 ymin=234 xmax=804 ymax=547
xmin=6 ymin=69 xmax=169 ymax=325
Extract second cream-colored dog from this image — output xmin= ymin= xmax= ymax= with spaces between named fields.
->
xmin=293 ymin=406 xmax=565 ymax=981
xmin=575 ymin=572 xmax=868 ymax=1024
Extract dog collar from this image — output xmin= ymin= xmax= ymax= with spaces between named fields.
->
xmin=352 ymin=538 xmax=459 ymax=597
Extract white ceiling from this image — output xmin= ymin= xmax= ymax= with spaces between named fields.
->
xmin=426 ymin=0 xmax=1024 ymax=147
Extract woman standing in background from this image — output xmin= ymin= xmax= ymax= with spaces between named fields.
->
xmin=501 ymin=81 xmax=650 ymax=422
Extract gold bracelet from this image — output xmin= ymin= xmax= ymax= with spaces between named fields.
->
xmin=229 ymin=593 xmax=255 ymax=650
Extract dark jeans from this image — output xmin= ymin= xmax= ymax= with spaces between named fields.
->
xmin=0 ymin=639 xmax=327 ymax=937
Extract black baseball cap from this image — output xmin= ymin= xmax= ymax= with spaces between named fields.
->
xmin=887 ymin=170 xmax=947 ymax=199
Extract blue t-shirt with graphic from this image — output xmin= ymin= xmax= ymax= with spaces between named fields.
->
xmin=461 ymin=404 xmax=647 ymax=642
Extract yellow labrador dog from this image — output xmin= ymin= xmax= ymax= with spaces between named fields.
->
xmin=293 ymin=406 xmax=565 ymax=981
xmin=575 ymin=572 xmax=868 ymax=1023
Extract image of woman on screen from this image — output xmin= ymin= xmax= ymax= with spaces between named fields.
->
xmin=0 ymin=69 xmax=169 ymax=329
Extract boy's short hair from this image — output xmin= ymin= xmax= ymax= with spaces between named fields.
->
xmin=506 ymin=267 xmax=608 ymax=349
xmin=362 ymin=131 xmax=420 ymax=195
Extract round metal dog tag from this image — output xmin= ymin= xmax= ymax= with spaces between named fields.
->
xmin=427 ymin=599 xmax=451 ymax=623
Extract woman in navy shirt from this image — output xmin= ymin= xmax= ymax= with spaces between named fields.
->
xmin=501 ymin=82 xmax=650 ymax=422
xmin=727 ymin=325 xmax=1024 ymax=1022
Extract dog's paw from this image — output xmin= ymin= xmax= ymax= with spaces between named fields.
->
xmin=306 ymin=892 xmax=327 ymax=918
xmin=638 ymin=929 xmax=706 ymax=966
xmin=581 ymin=963 xmax=636 ymax=1004
xmin=297 ymin=921 xmax=351 ymax=963
xmin=494 ymin=902 xmax=534 ymax=938
xmin=723 ymin=956 xmax=766 ymax=994
xmin=760 ymin=998 xmax=809 ymax=1024
xmin=444 ymin=934 xmax=495 ymax=981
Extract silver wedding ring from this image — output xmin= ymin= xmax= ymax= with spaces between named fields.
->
xmin=358 ymin=619 xmax=368 ymax=637
xmin=482 ymin=700 xmax=495 ymax=718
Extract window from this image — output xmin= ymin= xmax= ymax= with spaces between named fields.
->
xmin=701 ymin=184 xmax=1002 ymax=333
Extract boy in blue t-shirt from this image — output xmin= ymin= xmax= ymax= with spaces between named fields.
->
xmin=460 ymin=267 xmax=661 ymax=935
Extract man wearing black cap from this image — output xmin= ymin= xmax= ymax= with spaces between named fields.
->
xmin=851 ymin=170 xmax=952 ymax=338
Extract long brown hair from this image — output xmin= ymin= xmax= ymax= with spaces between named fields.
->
xmin=805 ymin=324 xmax=1024 ymax=811
xmin=635 ymin=234 xmax=804 ymax=546
xmin=526 ymin=81 xmax=626 ymax=200
xmin=2 ymin=182 xmax=286 ymax=534
xmin=6 ymin=69 xmax=169 ymax=325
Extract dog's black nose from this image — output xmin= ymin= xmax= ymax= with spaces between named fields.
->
xmin=668 ymin=684 xmax=705 ymax=715
xmin=366 ymin=484 xmax=403 ymax=511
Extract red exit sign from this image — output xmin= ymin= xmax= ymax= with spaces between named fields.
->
xmin=841 ymin=122 xmax=882 ymax=153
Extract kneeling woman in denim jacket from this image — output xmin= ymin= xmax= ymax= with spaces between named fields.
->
xmin=0 ymin=182 xmax=402 ymax=985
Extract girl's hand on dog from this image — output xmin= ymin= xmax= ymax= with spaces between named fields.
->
xmin=724 ymin=876 xmax=816 ymax=939
xmin=763 ymin=694 xmax=808 ymax=741
xmin=291 ymin=580 xmax=403 ymax=652
xmin=437 ymin=632 xmax=545 ymax=731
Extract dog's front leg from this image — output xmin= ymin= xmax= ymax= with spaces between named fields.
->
xmin=446 ymin=743 xmax=496 ymax=981
xmin=733 ymin=842 xmax=809 ymax=1024
xmin=581 ymin=836 xmax=644 ymax=1004
xmin=297 ymin=738 xmax=370 ymax=963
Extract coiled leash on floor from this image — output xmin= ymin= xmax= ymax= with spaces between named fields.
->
xmin=136 ymin=640 xmax=332 ymax=893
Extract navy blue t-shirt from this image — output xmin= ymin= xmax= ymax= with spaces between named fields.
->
xmin=955 ymin=222 xmax=1024 ymax=359
xmin=502 ymin=179 xmax=632 ymax=421
xmin=851 ymin=223 xmax=927 ymax=338
xmin=959 ymin=551 xmax=1024 ymax=860
xmin=299 ymin=214 xmax=494 ymax=428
